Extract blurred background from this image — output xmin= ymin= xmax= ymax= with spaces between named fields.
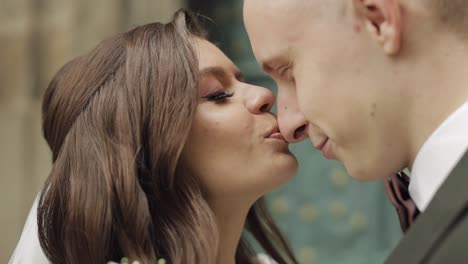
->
xmin=0 ymin=0 xmax=401 ymax=263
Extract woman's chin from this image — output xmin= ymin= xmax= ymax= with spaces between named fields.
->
xmin=261 ymin=156 xmax=298 ymax=193
xmin=276 ymin=152 xmax=299 ymax=176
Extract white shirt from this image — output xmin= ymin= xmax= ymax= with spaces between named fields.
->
xmin=409 ymin=101 xmax=468 ymax=212
xmin=9 ymin=196 xmax=48 ymax=264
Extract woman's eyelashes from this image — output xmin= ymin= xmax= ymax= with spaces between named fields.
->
xmin=202 ymin=91 xmax=235 ymax=102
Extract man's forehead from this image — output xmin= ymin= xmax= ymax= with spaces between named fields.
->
xmin=244 ymin=0 xmax=321 ymax=18
xmin=244 ymin=0 xmax=333 ymax=70
xmin=246 ymin=0 xmax=297 ymax=10
xmin=244 ymin=0 xmax=320 ymax=40
xmin=244 ymin=2 xmax=300 ymax=65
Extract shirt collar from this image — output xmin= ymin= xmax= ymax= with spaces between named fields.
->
xmin=409 ymin=101 xmax=468 ymax=212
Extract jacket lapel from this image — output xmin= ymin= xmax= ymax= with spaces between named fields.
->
xmin=386 ymin=150 xmax=468 ymax=263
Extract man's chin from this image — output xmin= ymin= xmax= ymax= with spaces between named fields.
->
xmin=344 ymin=163 xmax=386 ymax=182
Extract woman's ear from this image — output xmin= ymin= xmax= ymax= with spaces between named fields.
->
xmin=352 ymin=0 xmax=403 ymax=55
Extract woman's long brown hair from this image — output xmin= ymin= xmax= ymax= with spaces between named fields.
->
xmin=37 ymin=9 xmax=298 ymax=264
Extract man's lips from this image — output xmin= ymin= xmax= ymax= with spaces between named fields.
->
xmin=315 ymin=137 xmax=336 ymax=159
xmin=314 ymin=138 xmax=329 ymax=151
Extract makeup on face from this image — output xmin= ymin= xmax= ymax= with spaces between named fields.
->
xmin=198 ymin=66 xmax=244 ymax=100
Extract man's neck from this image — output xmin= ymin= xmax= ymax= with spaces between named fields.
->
xmin=406 ymin=36 xmax=468 ymax=169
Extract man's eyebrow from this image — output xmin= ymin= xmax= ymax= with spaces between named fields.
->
xmin=199 ymin=66 xmax=244 ymax=81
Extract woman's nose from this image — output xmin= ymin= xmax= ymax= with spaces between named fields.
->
xmin=244 ymin=84 xmax=275 ymax=114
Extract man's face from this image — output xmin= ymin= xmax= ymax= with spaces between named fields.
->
xmin=244 ymin=0 xmax=408 ymax=181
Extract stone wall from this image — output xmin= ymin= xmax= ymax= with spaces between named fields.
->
xmin=0 ymin=0 xmax=184 ymax=261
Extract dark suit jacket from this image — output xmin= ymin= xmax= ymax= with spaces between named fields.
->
xmin=386 ymin=150 xmax=468 ymax=263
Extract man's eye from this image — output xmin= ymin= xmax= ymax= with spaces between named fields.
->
xmin=285 ymin=70 xmax=295 ymax=83
xmin=278 ymin=64 xmax=294 ymax=81
xmin=202 ymin=91 xmax=234 ymax=102
xmin=283 ymin=69 xmax=293 ymax=81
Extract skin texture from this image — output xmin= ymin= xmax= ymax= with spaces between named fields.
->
xmin=182 ymin=38 xmax=298 ymax=264
xmin=244 ymin=0 xmax=468 ymax=182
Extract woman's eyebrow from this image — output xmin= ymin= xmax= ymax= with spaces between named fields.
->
xmin=234 ymin=71 xmax=245 ymax=82
xmin=199 ymin=66 xmax=228 ymax=78
xmin=199 ymin=66 xmax=244 ymax=81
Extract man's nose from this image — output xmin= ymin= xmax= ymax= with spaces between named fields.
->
xmin=277 ymin=86 xmax=309 ymax=143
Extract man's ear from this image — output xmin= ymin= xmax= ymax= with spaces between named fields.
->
xmin=352 ymin=0 xmax=402 ymax=55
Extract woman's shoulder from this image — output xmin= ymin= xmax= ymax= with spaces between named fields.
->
xmin=253 ymin=253 xmax=279 ymax=264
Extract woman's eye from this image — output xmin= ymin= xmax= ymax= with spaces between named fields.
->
xmin=202 ymin=91 xmax=234 ymax=102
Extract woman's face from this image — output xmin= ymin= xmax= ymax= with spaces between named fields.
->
xmin=182 ymin=38 xmax=298 ymax=203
